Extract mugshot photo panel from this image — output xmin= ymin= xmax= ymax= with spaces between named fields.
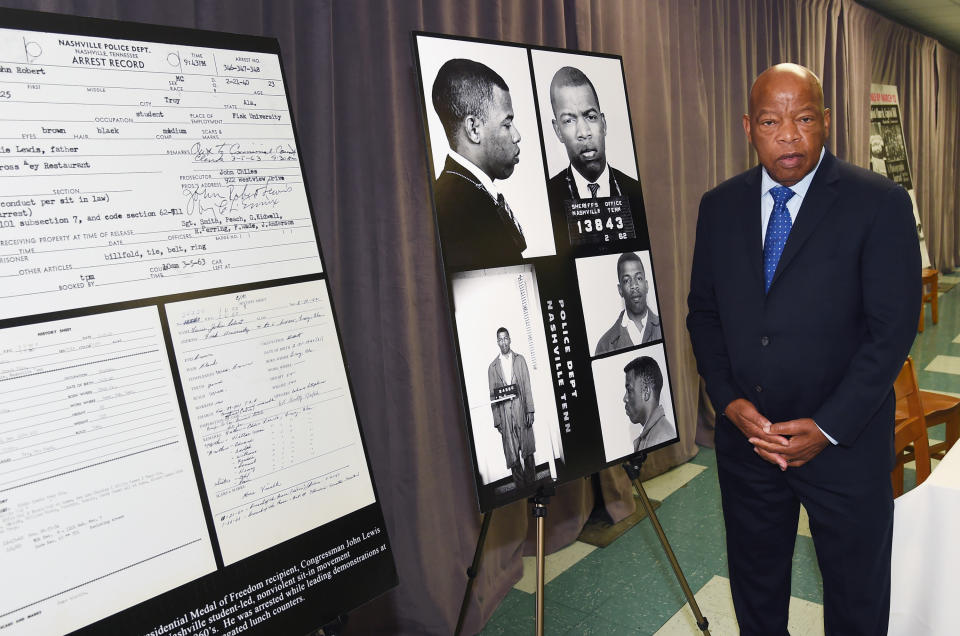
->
xmin=450 ymin=265 xmax=564 ymax=492
xmin=530 ymin=49 xmax=639 ymax=182
xmin=575 ymin=251 xmax=660 ymax=356
xmin=591 ymin=343 xmax=678 ymax=464
xmin=415 ymin=35 xmax=555 ymax=261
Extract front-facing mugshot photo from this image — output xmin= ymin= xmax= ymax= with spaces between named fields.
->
xmin=530 ymin=50 xmax=647 ymax=247
xmin=576 ymin=251 xmax=661 ymax=357
xmin=487 ymin=327 xmax=536 ymax=486
xmin=449 ymin=265 xmax=564 ymax=498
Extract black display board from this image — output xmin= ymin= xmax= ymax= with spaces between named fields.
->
xmin=0 ymin=8 xmax=396 ymax=635
xmin=412 ymin=33 xmax=680 ymax=512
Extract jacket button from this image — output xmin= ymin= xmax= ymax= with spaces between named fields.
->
xmin=755 ymin=385 xmax=763 ymax=393
xmin=760 ymin=336 xmax=769 ymax=346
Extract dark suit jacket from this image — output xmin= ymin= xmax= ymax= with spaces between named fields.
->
xmin=434 ymin=155 xmax=525 ymax=270
xmin=595 ymin=309 xmax=662 ymax=355
xmin=686 ymin=151 xmax=920 ymax=481
xmin=546 ymin=164 xmax=649 ymax=246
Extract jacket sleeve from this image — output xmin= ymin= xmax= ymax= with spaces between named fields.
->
xmin=686 ymin=193 xmax=743 ymax=414
xmin=517 ymin=356 xmax=534 ymax=413
xmin=812 ymin=184 xmax=920 ymax=444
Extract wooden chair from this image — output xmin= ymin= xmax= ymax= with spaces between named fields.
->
xmin=918 ymin=268 xmax=938 ymax=333
xmin=892 ymin=357 xmax=931 ymax=497
xmin=897 ymin=387 xmax=960 ymax=461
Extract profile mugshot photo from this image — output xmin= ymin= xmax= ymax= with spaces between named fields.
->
xmin=591 ymin=344 xmax=677 ymax=463
xmin=415 ymin=37 xmax=556 ymax=268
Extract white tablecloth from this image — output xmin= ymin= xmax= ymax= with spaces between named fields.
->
xmin=889 ymin=445 xmax=960 ymax=635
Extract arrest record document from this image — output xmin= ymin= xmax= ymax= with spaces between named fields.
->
xmin=0 ymin=27 xmax=321 ymax=320
xmin=166 ymin=282 xmax=374 ymax=566
xmin=0 ymin=309 xmax=216 ymax=635
xmin=0 ymin=12 xmax=394 ymax=636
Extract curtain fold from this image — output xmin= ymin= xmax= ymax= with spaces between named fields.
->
xmin=935 ymin=44 xmax=960 ymax=271
xmin=1 ymin=1 xmax=958 ymax=633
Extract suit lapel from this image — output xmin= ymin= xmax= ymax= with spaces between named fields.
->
xmin=741 ymin=166 xmax=765 ymax=292
xmin=769 ymin=152 xmax=840 ymax=290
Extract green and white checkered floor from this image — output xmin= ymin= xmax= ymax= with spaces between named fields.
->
xmin=479 ymin=271 xmax=960 ymax=635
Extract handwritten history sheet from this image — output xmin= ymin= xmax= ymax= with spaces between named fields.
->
xmin=0 ymin=307 xmax=215 ymax=635
xmin=0 ymin=28 xmax=321 ymax=320
xmin=166 ymin=281 xmax=375 ymax=565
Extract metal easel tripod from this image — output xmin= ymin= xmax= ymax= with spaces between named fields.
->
xmin=454 ymin=484 xmax=555 ymax=636
xmin=623 ymin=453 xmax=710 ymax=635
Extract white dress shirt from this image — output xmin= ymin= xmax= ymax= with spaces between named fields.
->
xmin=758 ymin=147 xmax=836 ymax=445
xmin=571 ymin=163 xmax=611 ymax=198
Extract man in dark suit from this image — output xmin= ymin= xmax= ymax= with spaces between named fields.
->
xmin=431 ymin=58 xmax=527 ymax=269
xmin=595 ymin=252 xmax=662 ymax=355
xmin=687 ymin=64 xmax=919 ymax=635
xmin=545 ymin=66 xmax=646 ymax=240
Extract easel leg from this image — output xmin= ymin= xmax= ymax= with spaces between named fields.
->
xmin=527 ymin=486 xmax=553 ymax=636
xmin=533 ymin=499 xmax=547 ymax=636
xmin=624 ymin=458 xmax=710 ymax=635
xmin=454 ymin=510 xmax=494 ymax=636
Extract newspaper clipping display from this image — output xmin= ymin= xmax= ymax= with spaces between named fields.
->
xmin=869 ymin=83 xmax=929 ymax=267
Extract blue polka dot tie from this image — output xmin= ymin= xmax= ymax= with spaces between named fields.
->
xmin=763 ymin=185 xmax=795 ymax=293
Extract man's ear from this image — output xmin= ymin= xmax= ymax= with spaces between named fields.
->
xmin=552 ymin=118 xmax=562 ymax=142
xmin=742 ymin=113 xmax=752 ymax=144
xmin=464 ymin=115 xmax=482 ymax=144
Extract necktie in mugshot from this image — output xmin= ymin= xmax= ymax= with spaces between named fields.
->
xmin=497 ymin=193 xmax=527 ymax=253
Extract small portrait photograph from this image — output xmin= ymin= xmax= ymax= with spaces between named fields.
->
xmin=450 ymin=265 xmax=564 ymax=497
xmin=529 ymin=50 xmax=641 ymax=205
xmin=415 ymin=35 xmax=555 ymax=268
xmin=879 ymin=121 xmax=906 ymax=162
xmin=868 ymin=122 xmax=887 ymax=177
xmin=575 ymin=251 xmax=661 ymax=357
xmin=592 ymin=343 xmax=678 ymax=463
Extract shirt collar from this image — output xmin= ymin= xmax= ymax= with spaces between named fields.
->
xmin=448 ymin=150 xmax=499 ymax=200
xmin=760 ymin=147 xmax=825 ymax=200
xmin=570 ymin=162 xmax=610 ymax=197
xmin=621 ymin=308 xmax=646 ymax=329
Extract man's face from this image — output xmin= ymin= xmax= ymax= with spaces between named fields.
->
xmin=617 ymin=259 xmax=648 ymax=317
xmin=623 ymin=370 xmax=645 ymax=424
xmin=478 ymin=86 xmax=521 ymax=181
xmin=870 ymin=135 xmax=883 ymax=157
xmin=497 ymin=331 xmax=511 ymax=355
xmin=551 ymin=84 xmax=607 ymax=182
xmin=742 ymin=69 xmax=830 ymax=187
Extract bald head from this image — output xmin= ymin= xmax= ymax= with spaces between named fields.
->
xmin=742 ymin=63 xmax=830 ymax=186
xmin=748 ymin=64 xmax=825 ymax=117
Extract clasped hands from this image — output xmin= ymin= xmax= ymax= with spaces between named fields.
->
xmin=724 ymin=398 xmax=828 ymax=470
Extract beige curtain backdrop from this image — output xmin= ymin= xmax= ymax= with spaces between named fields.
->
xmin=0 ymin=0 xmax=957 ymax=633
